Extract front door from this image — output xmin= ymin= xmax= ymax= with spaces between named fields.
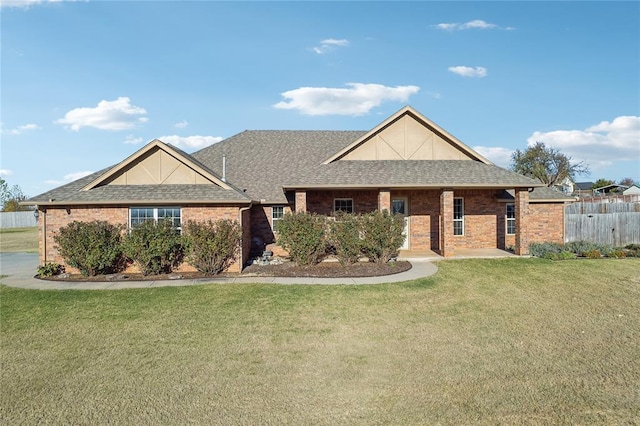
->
xmin=391 ymin=197 xmax=409 ymax=250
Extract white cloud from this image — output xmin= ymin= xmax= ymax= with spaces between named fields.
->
xmin=56 ymin=97 xmax=148 ymax=131
xmin=44 ymin=170 xmax=93 ymax=186
xmin=3 ymin=123 xmax=39 ymax=135
xmin=313 ymin=38 xmax=349 ymax=54
xmin=274 ymin=83 xmax=420 ymax=116
xmin=175 ymin=120 xmax=188 ymax=128
xmin=158 ymin=135 xmax=223 ymax=149
xmin=435 ymin=20 xmax=501 ymax=31
xmin=0 ymin=169 xmax=13 ymax=176
xmin=64 ymin=171 xmax=93 ymax=181
xmin=527 ymin=116 xmax=640 ymax=171
xmin=0 ymin=0 xmax=81 ymax=9
xmin=448 ymin=66 xmax=487 ymax=78
xmin=124 ymin=135 xmax=144 ymax=144
xmin=472 ymin=146 xmax=514 ymax=168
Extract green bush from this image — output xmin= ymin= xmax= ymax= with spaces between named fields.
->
xmin=360 ymin=210 xmax=405 ymax=264
xmin=543 ymin=251 xmax=576 ymax=261
xmin=328 ymin=213 xmax=363 ymax=265
xmin=37 ymin=262 xmax=65 ymax=277
xmin=529 ymin=242 xmax=564 ymax=258
xmin=183 ymin=219 xmax=241 ymax=274
xmin=122 ymin=220 xmax=184 ymax=275
xmin=564 ymin=241 xmax=601 ymax=257
xmin=54 ymin=220 xmax=124 ymax=276
xmin=277 ymin=212 xmax=327 ymax=266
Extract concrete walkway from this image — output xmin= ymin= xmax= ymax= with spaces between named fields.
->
xmin=0 ymin=252 xmax=439 ymax=290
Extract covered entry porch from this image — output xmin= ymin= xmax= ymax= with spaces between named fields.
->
xmin=292 ymin=187 xmax=531 ymax=257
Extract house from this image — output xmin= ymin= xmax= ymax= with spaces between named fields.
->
xmin=622 ymin=184 xmax=640 ymax=195
xmin=573 ymin=181 xmax=595 ymax=197
xmin=26 ymin=106 xmax=572 ymax=273
xmin=553 ymin=177 xmax=574 ymax=195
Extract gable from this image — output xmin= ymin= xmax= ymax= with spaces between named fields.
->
xmin=82 ymin=139 xmax=232 ymax=191
xmin=104 ymin=148 xmax=214 ymax=185
xmin=324 ymin=106 xmax=491 ymax=164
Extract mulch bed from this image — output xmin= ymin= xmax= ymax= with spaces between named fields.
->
xmin=39 ymin=261 xmax=412 ymax=282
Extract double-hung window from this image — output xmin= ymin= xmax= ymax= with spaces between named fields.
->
xmin=453 ymin=198 xmax=464 ymax=236
xmin=506 ymin=203 xmax=516 ymax=235
xmin=334 ymin=198 xmax=354 ymax=214
xmin=272 ymin=206 xmax=284 ymax=232
xmin=129 ymin=207 xmax=182 ymax=232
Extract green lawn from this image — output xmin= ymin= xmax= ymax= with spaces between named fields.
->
xmin=0 ymin=227 xmax=38 ymax=253
xmin=1 ymin=258 xmax=638 ymax=424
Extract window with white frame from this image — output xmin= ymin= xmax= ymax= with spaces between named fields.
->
xmin=334 ymin=198 xmax=354 ymax=214
xmin=272 ymin=206 xmax=284 ymax=232
xmin=506 ymin=203 xmax=516 ymax=235
xmin=129 ymin=207 xmax=181 ymax=231
xmin=453 ymin=198 xmax=464 ymax=236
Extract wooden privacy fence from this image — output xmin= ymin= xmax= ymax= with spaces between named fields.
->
xmin=564 ymin=201 xmax=640 ymax=246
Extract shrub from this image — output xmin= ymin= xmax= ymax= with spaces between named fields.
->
xmin=529 ymin=242 xmax=563 ymax=258
xmin=183 ymin=219 xmax=241 ymax=274
xmin=277 ymin=212 xmax=327 ymax=266
xmin=360 ymin=210 xmax=405 ymax=264
xmin=564 ymin=241 xmax=601 ymax=257
xmin=625 ymin=243 xmax=640 ymax=251
xmin=37 ymin=262 xmax=65 ymax=277
xmin=122 ymin=220 xmax=184 ymax=275
xmin=543 ymin=251 xmax=576 ymax=261
xmin=54 ymin=220 xmax=124 ymax=276
xmin=328 ymin=213 xmax=363 ymax=265
xmin=610 ymin=249 xmax=626 ymax=259
xmin=585 ymin=249 xmax=602 ymax=259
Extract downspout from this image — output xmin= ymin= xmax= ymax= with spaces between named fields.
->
xmin=238 ymin=203 xmax=253 ymax=271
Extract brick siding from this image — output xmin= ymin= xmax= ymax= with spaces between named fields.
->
xmin=40 ymin=204 xmax=246 ymax=274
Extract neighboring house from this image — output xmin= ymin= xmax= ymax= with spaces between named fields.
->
xmin=25 ymin=106 xmax=572 ymax=273
xmin=553 ymin=177 xmax=574 ymax=195
xmin=622 ymin=184 xmax=640 ymax=195
xmin=573 ymin=181 xmax=595 ymax=197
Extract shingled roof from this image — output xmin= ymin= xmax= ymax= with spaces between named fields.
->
xmin=27 ymin=106 xmax=548 ymax=206
xmin=192 ymin=130 xmax=542 ymax=203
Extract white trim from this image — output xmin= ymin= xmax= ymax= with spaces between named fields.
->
xmin=271 ymin=205 xmax=284 ymax=231
xmin=453 ymin=197 xmax=464 ymax=236
xmin=333 ymin=198 xmax=354 ymax=213
xmin=506 ymin=203 xmax=516 ymax=235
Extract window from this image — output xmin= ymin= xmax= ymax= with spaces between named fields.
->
xmin=334 ymin=198 xmax=354 ymax=214
xmin=453 ymin=198 xmax=464 ymax=236
xmin=272 ymin=206 xmax=284 ymax=232
xmin=506 ymin=203 xmax=516 ymax=235
xmin=129 ymin=207 xmax=181 ymax=231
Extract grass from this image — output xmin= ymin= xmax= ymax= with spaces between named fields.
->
xmin=0 ymin=227 xmax=38 ymax=253
xmin=1 ymin=258 xmax=639 ymax=424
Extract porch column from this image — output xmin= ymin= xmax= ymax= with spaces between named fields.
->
xmin=440 ymin=189 xmax=454 ymax=257
xmin=514 ymin=188 xmax=530 ymax=255
xmin=378 ymin=189 xmax=391 ymax=212
xmin=295 ymin=190 xmax=307 ymax=213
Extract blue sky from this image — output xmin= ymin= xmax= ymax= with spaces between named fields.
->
xmin=1 ymin=0 xmax=639 ymax=198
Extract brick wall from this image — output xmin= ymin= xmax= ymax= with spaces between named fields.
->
xmin=392 ymin=189 xmax=440 ymax=251
xmin=306 ymin=190 xmax=379 ymax=215
xmin=249 ymin=205 xmax=291 ymax=257
xmin=41 ymin=204 xmax=247 ymax=274
xmin=528 ymin=202 xmax=565 ymax=244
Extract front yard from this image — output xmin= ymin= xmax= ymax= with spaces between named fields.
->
xmin=1 ymin=258 xmax=638 ymax=424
